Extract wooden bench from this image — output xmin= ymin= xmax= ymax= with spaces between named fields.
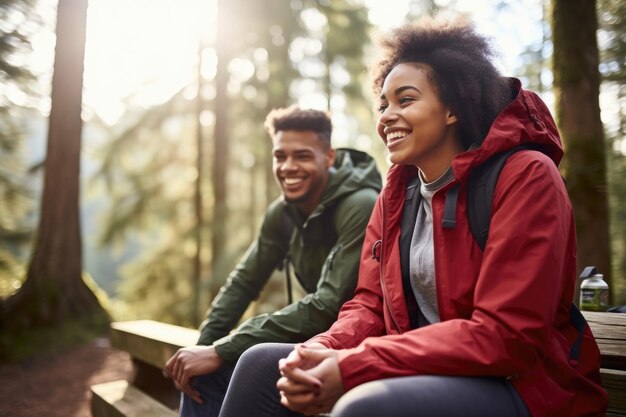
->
xmin=92 ymin=313 xmax=626 ymax=416
xmin=90 ymin=320 xmax=199 ymax=417
xmin=583 ymin=311 xmax=626 ymax=416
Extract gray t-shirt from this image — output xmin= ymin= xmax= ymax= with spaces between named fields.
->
xmin=409 ymin=167 xmax=455 ymax=324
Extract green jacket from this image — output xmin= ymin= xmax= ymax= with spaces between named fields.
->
xmin=198 ymin=148 xmax=382 ymax=363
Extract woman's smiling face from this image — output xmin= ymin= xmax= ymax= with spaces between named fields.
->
xmin=376 ymin=63 xmax=462 ymax=181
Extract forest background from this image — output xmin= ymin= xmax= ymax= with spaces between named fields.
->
xmin=0 ymin=0 xmax=624 ymax=359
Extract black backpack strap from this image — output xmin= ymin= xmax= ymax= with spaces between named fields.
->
xmin=569 ymin=304 xmax=587 ymax=363
xmin=442 ymin=184 xmax=460 ymax=228
xmin=467 ymin=147 xmax=526 ymax=250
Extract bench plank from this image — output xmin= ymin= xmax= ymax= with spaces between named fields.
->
xmin=603 ymin=369 xmax=626 ymax=414
xmin=91 ymin=380 xmax=177 ymax=417
xmin=583 ymin=312 xmax=626 ymax=371
xmin=110 ymin=320 xmax=199 ymax=369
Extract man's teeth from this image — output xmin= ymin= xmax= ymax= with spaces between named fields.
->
xmin=386 ymin=131 xmax=408 ymax=141
xmin=284 ymin=178 xmax=303 ymax=185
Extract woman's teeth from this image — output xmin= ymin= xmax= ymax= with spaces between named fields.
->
xmin=386 ymin=131 xmax=408 ymax=142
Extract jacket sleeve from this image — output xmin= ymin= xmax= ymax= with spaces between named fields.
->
xmin=197 ymin=202 xmax=288 ymax=346
xmin=213 ymin=188 xmax=379 ymax=363
xmin=307 ymin=194 xmax=387 ymax=349
xmin=335 ymin=152 xmax=577 ymax=390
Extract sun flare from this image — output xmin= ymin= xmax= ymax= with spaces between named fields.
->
xmin=83 ymin=0 xmax=216 ymax=125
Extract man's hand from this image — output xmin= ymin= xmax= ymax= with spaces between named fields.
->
xmin=277 ymin=345 xmax=345 ymax=415
xmin=165 ymin=345 xmax=224 ymax=403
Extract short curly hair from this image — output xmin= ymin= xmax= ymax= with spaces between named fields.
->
xmin=370 ymin=17 xmax=513 ymax=148
xmin=264 ymin=106 xmax=332 ymax=148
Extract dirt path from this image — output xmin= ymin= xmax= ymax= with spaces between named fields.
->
xmin=0 ymin=338 xmax=133 ymax=417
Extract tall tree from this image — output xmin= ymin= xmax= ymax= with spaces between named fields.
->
xmin=208 ymin=0 xmax=233 ymax=316
xmin=598 ymin=0 xmax=626 ymax=302
xmin=551 ymin=0 xmax=612 ymax=292
xmin=1 ymin=0 xmax=106 ymax=329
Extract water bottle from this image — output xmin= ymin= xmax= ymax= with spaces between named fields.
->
xmin=579 ymin=266 xmax=609 ymax=311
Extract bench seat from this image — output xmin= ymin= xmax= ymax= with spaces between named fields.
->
xmin=91 ymin=380 xmax=177 ymax=417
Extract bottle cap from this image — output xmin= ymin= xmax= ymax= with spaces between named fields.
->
xmin=579 ymin=266 xmax=598 ymax=279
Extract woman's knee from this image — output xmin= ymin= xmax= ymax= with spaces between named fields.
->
xmin=237 ymin=342 xmax=293 ymax=368
xmin=331 ymin=381 xmax=389 ymax=417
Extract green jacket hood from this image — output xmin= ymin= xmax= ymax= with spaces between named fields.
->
xmin=316 ymin=148 xmax=382 ymax=208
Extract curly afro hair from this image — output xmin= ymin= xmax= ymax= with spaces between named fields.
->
xmin=370 ymin=17 xmax=514 ymax=148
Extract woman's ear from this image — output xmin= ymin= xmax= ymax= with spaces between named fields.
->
xmin=446 ymin=110 xmax=458 ymax=125
xmin=446 ymin=110 xmax=458 ymax=126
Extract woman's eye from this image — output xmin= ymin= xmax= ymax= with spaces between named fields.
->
xmin=399 ymin=96 xmax=414 ymax=105
xmin=377 ymin=103 xmax=388 ymax=113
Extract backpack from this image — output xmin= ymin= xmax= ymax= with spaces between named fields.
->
xmin=401 ymin=145 xmax=587 ymax=362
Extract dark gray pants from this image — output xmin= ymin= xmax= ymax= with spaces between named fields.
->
xmin=219 ymin=343 xmax=530 ymax=417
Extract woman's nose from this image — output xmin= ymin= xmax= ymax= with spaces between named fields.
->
xmin=378 ymin=109 xmax=398 ymax=128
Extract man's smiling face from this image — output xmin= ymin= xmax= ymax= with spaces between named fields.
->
xmin=272 ymin=130 xmax=335 ymax=216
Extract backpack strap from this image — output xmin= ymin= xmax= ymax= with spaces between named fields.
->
xmin=569 ymin=304 xmax=587 ymax=363
xmin=467 ymin=146 xmax=525 ymax=250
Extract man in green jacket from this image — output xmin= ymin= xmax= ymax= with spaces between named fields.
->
xmin=165 ymin=106 xmax=382 ymax=417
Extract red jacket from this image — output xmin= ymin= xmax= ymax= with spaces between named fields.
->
xmin=309 ymin=80 xmax=608 ymax=416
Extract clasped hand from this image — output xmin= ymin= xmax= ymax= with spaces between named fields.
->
xmin=277 ymin=343 xmax=345 ymax=415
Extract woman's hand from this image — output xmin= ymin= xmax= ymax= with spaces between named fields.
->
xmin=277 ymin=345 xmax=345 ymax=415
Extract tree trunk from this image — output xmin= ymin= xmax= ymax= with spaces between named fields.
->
xmin=551 ymin=0 xmax=613 ymax=296
xmin=192 ymin=39 xmax=206 ymax=325
xmin=1 ymin=0 xmax=105 ymax=329
xmin=209 ymin=0 xmax=232 ymax=302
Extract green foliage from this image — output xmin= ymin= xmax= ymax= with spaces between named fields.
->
xmin=91 ymin=90 xmax=204 ymax=324
xmin=113 ymin=239 xmax=196 ymax=326
xmin=0 ymin=0 xmax=39 ymax=286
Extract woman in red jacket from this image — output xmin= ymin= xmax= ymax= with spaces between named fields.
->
xmin=217 ymin=17 xmax=608 ymax=417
